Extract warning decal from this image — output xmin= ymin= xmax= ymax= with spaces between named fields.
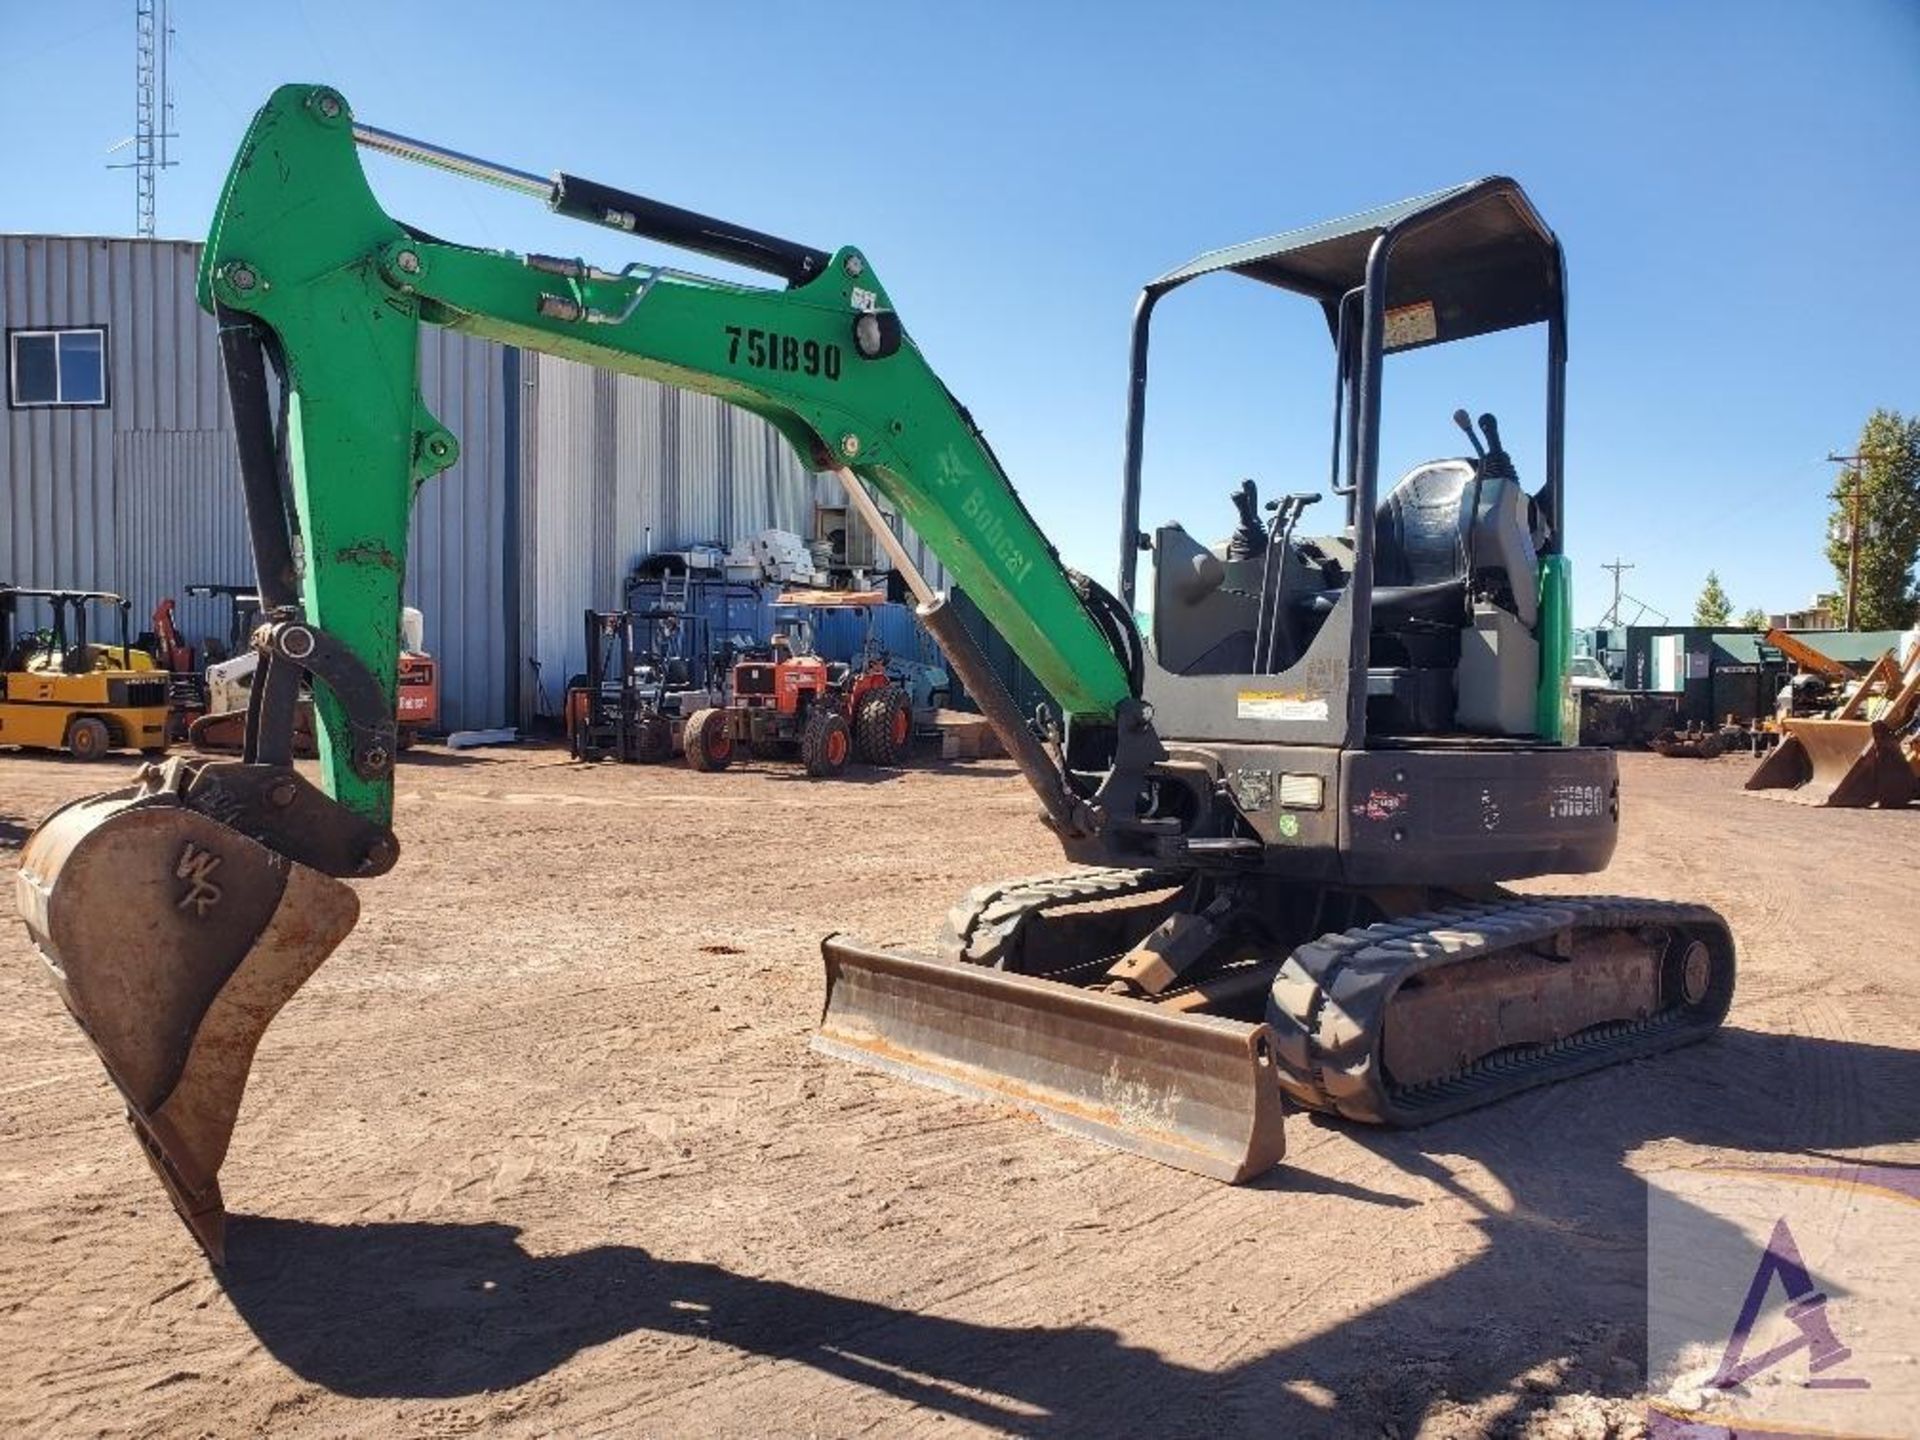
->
xmin=1237 ymin=691 xmax=1330 ymax=722
xmin=1384 ymin=300 xmax=1438 ymax=350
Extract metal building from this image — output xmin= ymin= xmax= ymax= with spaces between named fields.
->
xmin=3 ymin=234 xmax=945 ymax=731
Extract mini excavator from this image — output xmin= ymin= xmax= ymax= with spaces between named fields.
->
xmin=15 ymin=85 xmax=1735 ymax=1261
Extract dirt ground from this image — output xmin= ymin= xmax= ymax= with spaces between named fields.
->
xmin=1 ymin=745 xmax=1915 ymax=1439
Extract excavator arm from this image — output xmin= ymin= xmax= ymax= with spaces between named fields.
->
xmin=200 ymin=83 xmax=1133 ymax=825
xmin=15 ymin=83 xmax=1148 ymax=1260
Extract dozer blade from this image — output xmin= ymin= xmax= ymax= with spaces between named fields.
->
xmin=15 ymin=787 xmax=358 ymax=1263
xmin=815 ymin=936 xmax=1287 ymax=1182
xmin=1744 ymin=718 xmax=1919 ymax=808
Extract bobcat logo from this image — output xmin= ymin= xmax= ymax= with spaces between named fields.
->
xmin=175 ymin=844 xmax=224 ymax=916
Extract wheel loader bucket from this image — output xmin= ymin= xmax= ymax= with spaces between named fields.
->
xmin=15 ymin=786 xmax=358 ymax=1263
xmin=815 ymin=937 xmax=1287 ymax=1182
xmin=1744 ymin=718 xmax=1920 ymax=808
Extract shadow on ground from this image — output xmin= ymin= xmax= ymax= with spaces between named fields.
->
xmin=221 ymin=1029 xmax=1920 ymax=1435
xmin=757 ymin=764 xmax=911 ymax=787
xmin=396 ymin=747 xmax=502 ymax=769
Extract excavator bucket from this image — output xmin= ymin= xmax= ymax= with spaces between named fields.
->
xmin=815 ymin=937 xmax=1287 ymax=1182
xmin=15 ymin=786 xmax=357 ymax=1263
xmin=1745 ymin=718 xmax=1920 ymax=808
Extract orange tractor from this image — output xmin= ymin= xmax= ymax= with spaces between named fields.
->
xmin=681 ymin=591 xmax=914 ymax=777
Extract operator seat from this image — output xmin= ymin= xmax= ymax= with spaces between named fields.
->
xmin=1354 ymin=451 xmax=1547 ymax=734
xmin=1370 ymin=458 xmax=1540 ymax=629
xmin=1302 ymin=459 xmax=1540 ymax=630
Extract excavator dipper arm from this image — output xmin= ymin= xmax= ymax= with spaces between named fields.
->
xmin=15 ymin=83 xmax=1146 ymax=1260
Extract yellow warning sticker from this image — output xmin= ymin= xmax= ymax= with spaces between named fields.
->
xmin=1384 ymin=300 xmax=1438 ymax=350
xmin=1237 ymin=691 xmax=1330 ymax=722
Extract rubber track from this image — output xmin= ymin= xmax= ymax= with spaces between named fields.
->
xmin=1264 ymin=896 xmax=1735 ymax=1126
xmin=938 ymin=878 xmax=1735 ymax=1129
xmin=936 ymin=867 xmax=1183 ymax=968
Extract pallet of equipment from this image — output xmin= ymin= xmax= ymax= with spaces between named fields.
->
xmin=930 ymin=709 xmax=1004 ymax=760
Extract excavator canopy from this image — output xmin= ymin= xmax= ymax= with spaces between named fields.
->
xmin=1148 ymin=176 xmax=1564 ymax=350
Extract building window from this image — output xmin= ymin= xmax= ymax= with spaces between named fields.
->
xmin=8 ymin=327 xmax=109 ymax=408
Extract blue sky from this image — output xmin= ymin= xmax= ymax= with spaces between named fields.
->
xmin=4 ymin=2 xmax=1915 ymax=625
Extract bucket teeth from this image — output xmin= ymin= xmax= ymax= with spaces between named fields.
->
xmin=16 ymin=788 xmax=359 ymax=1263
xmin=127 ymin=1107 xmax=230 ymax=1265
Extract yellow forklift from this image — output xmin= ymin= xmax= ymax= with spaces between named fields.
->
xmin=0 ymin=587 xmax=171 ymax=760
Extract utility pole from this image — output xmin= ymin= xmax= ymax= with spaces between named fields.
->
xmin=1826 ymin=450 xmax=1893 ymax=631
xmin=1599 ymin=558 xmax=1633 ymax=628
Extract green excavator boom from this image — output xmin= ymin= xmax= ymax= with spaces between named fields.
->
xmin=196 ymin=82 xmax=1133 ymax=824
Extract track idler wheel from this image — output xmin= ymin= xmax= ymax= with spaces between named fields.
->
xmin=15 ymin=786 xmax=358 ymax=1263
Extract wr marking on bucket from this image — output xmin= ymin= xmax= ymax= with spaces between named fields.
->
xmin=175 ymin=844 xmax=225 ymax=916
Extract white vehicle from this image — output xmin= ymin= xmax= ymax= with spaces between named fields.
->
xmin=194 ymin=605 xmax=437 ymax=753
xmin=206 ymin=606 xmax=429 ymax=713
xmin=1567 ymin=655 xmax=1616 ymax=691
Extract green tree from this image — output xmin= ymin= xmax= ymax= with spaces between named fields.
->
xmin=1825 ymin=409 xmax=1920 ymax=630
xmin=1694 ymin=570 xmax=1733 ymax=626
xmin=1738 ymin=606 xmax=1769 ymax=630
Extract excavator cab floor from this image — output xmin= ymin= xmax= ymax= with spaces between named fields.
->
xmin=15 ymin=784 xmax=357 ymax=1262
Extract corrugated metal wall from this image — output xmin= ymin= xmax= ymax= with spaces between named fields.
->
xmin=3 ymin=237 xmax=219 ymax=616
xmin=517 ymin=353 xmax=950 ymax=719
xmin=408 ymin=329 xmax=513 ymax=731
xmin=6 ymin=236 xmax=958 ymax=735
xmin=2 ymin=235 xmax=513 ymax=731
xmin=116 ymin=429 xmax=251 ymax=646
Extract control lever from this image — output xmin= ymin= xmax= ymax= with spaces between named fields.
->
xmin=1451 ymin=410 xmax=1519 ymax=623
xmin=1252 ymin=492 xmax=1323 ymax=675
xmin=1226 ymin=479 xmax=1266 ymax=560
xmin=1476 ymin=412 xmax=1518 ymax=482
xmin=1453 ymin=408 xmax=1486 ymax=461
